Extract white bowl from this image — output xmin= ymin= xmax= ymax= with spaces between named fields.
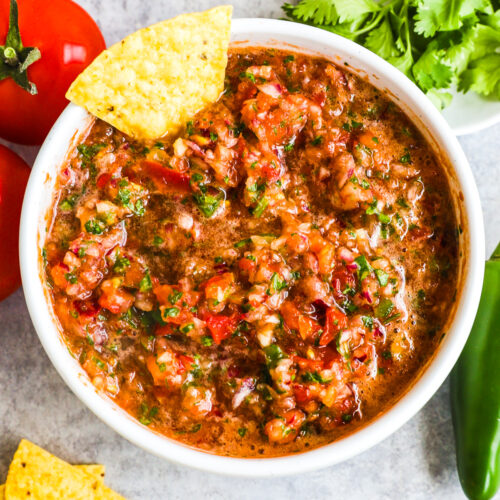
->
xmin=19 ymin=18 xmax=485 ymax=476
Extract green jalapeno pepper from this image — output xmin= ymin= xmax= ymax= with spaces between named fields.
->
xmin=451 ymin=242 xmax=500 ymax=500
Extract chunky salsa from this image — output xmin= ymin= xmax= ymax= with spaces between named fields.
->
xmin=43 ymin=48 xmax=459 ymax=457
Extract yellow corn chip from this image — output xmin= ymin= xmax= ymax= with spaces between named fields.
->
xmin=66 ymin=5 xmax=232 ymax=140
xmin=76 ymin=464 xmax=106 ymax=483
xmin=0 ymin=465 xmax=104 ymax=499
xmin=5 ymin=440 xmax=123 ymax=499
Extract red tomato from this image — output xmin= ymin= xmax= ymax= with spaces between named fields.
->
xmin=0 ymin=0 xmax=105 ymax=144
xmin=319 ymin=307 xmax=348 ymax=346
xmin=204 ymin=313 xmax=240 ymax=344
xmin=0 ymin=145 xmax=30 ymax=301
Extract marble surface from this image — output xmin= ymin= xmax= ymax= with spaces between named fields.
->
xmin=1 ymin=1 xmax=499 ymax=498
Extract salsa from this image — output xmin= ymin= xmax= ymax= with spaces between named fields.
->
xmin=43 ymin=48 xmax=459 ymax=457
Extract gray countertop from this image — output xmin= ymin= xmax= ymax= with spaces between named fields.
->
xmin=1 ymin=1 xmax=499 ymax=498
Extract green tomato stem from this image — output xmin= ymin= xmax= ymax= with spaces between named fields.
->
xmin=3 ymin=47 xmax=18 ymax=66
xmin=0 ymin=0 xmax=41 ymax=94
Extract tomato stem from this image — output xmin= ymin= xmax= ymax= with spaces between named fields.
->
xmin=3 ymin=47 xmax=18 ymax=65
xmin=0 ymin=0 xmax=41 ymax=95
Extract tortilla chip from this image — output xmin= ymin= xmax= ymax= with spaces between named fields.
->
xmin=66 ymin=5 xmax=232 ymax=140
xmin=0 ymin=465 xmax=104 ymax=499
xmin=76 ymin=464 xmax=106 ymax=483
xmin=5 ymin=440 xmax=123 ymax=499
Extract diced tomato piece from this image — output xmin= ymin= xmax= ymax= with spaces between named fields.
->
xmin=160 ymin=308 xmax=192 ymax=325
xmin=261 ymin=159 xmax=282 ymax=183
xmin=178 ymin=354 xmax=195 ymax=369
xmin=317 ymin=243 xmax=335 ymax=274
xmin=319 ymin=307 xmax=348 ymax=346
xmin=154 ymin=284 xmax=179 ymax=305
xmin=146 ymin=352 xmax=185 ymax=386
xmin=234 ymin=80 xmax=258 ymax=107
xmin=286 ymin=232 xmax=309 ymax=254
xmin=82 ymin=358 xmax=105 ymax=378
xmin=264 ymin=409 xmax=305 ymax=443
xmin=312 ymin=88 xmax=327 ymax=107
xmin=210 ymin=406 xmax=223 ymax=418
xmin=142 ymin=160 xmax=190 ymax=191
xmin=281 ymin=301 xmax=321 ymax=340
xmin=154 ymin=284 xmax=200 ymax=308
xmin=50 ymin=262 xmax=70 ymax=290
xmin=238 ymin=256 xmax=257 ymax=273
xmin=203 ymin=312 xmax=240 ymax=344
xmin=294 ymin=356 xmax=324 ymax=372
xmin=308 ymin=230 xmax=327 ymax=253
xmin=122 ymin=262 xmax=146 ymax=288
xmin=331 ymin=268 xmax=356 ymax=300
xmin=241 ymin=92 xmax=311 ymax=151
xmin=154 ymin=323 xmax=177 ymax=337
xmin=280 ymin=301 xmax=301 ymax=330
xmin=96 ymin=173 xmax=112 ymax=189
xmin=293 ymin=384 xmax=314 ymax=404
xmin=73 ymin=298 xmax=101 ymax=317
xmin=203 ymin=272 xmax=235 ymax=302
xmin=98 ymin=279 xmax=134 ymax=314
xmin=298 ymin=314 xmax=322 ymax=340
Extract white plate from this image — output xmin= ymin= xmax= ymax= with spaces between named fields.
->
xmin=444 ymin=90 xmax=500 ymax=135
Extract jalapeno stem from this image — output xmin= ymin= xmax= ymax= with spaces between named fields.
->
xmin=491 ymin=241 xmax=500 ymax=261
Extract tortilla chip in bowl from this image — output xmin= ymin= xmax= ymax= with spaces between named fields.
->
xmin=66 ymin=5 xmax=232 ymax=140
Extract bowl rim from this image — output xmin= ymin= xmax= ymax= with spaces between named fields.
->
xmin=19 ymin=17 xmax=485 ymax=477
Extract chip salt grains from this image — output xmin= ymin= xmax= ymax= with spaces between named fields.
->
xmin=4 ymin=439 xmax=123 ymax=499
xmin=66 ymin=5 xmax=233 ymax=140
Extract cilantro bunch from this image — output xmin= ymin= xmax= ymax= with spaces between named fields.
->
xmin=282 ymin=0 xmax=500 ymax=108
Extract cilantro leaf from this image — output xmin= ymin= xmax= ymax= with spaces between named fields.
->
xmin=193 ymin=191 xmax=223 ymax=217
xmin=414 ymin=0 xmax=492 ymax=37
xmin=426 ymin=88 xmax=453 ymax=109
xmin=365 ymin=18 xmax=400 ymax=60
xmin=388 ymin=46 xmax=414 ymax=78
xmin=459 ymin=53 xmax=500 ymax=97
xmin=283 ymin=0 xmax=339 ymax=24
xmin=282 ymin=0 xmax=500 ymax=108
xmin=466 ymin=23 xmax=500 ymax=61
xmin=412 ymin=48 xmax=454 ymax=91
xmin=354 ymin=255 xmax=373 ymax=282
xmin=263 ymin=344 xmax=286 ymax=368
xmin=484 ymin=9 xmax=500 ymax=30
xmin=331 ymin=0 xmax=379 ymax=23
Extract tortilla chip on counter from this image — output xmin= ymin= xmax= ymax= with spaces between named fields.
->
xmin=4 ymin=439 xmax=123 ymax=499
xmin=0 ymin=464 xmax=104 ymax=498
